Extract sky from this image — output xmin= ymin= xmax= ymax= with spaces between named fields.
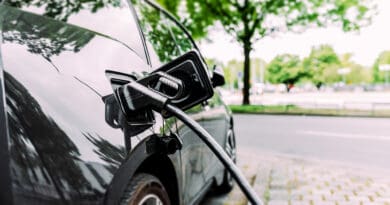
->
xmin=199 ymin=0 xmax=390 ymax=67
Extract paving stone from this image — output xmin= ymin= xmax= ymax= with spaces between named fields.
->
xmin=290 ymin=194 xmax=303 ymax=201
xmin=272 ymin=174 xmax=288 ymax=182
xmin=290 ymin=200 xmax=310 ymax=205
xmin=303 ymin=195 xmax=328 ymax=203
xmin=375 ymin=198 xmax=390 ymax=204
xmin=200 ymin=152 xmax=390 ymax=205
xmin=348 ymin=196 xmax=371 ymax=204
xmin=330 ymin=190 xmax=355 ymax=199
xmin=253 ymin=165 xmax=273 ymax=201
xmin=380 ymin=191 xmax=390 ymax=198
xmin=311 ymin=190 xmax=335 ymax=196
xmin=270 ymin=189 xmax=290 ymax=200
xmin=311 ymin=202 xmax=334 ymax=205
xmin=334 ymin=201 xmax=359 ymax=205
xmin=268 ymin=200 xmax=289 ymax=205
xmin=271 ymin=180 xmax=289 ymax=190
xmin=295 ymin=186 xmax=317 ymax=196
xmin=364 ymin=188 xmax=388 ymax=198
xmin=325 ymin=194 xmax=349 ymax=202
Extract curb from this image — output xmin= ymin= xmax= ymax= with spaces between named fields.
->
xmin=231 ymin=111 xmax=390 ymax=118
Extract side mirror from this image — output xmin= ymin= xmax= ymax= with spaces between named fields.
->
xmin=212 ymin=65 xmax=225 ymax=88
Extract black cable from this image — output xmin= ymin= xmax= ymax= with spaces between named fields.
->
xmin=121 ymin=77 xmax=263 ymax=204
xmin=165 ymin=104 xmax=263 ymax=205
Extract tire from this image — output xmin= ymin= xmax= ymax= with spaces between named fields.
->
xmin=121 ymin=173 xmax=171 ymax=205
xmin=215 ymin=128 xmax=237 ymax=194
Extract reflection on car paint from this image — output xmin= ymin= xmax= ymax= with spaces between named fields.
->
xmin=1 ymin=6 xmax=143 ymax=204
xmin=0 ymin=0 xmax=233 ymax=204
xmin=4 ymin=0 xmax=147 ymax=60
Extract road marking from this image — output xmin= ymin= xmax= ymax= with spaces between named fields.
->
xmin=299 ymin=130 xmax=390 ymax=141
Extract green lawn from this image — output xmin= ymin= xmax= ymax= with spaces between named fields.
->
xmin=228 ymin=105 xmax=390 ymax=117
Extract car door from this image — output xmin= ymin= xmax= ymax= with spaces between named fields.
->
xmin=1 ymin=1 xmax=151 ymax=204
xmin=155 ymin=7 xmax=231 ymax=191
xmin=201 ymin=91 xmax=230 ymax=181
xmin=147 ymin=4 xmax=231 ymax=195
xmin=131 ymin=1 xmax=208 ymax=203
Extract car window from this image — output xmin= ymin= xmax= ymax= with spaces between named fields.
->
xmin=4 ymin=0 xmax=147 ymax=61
xmin=132 ymin=0 xmax=195 ymax=68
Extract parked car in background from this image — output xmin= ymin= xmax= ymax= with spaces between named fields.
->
xmin=0 ymin=0 xmax=236 ymax=204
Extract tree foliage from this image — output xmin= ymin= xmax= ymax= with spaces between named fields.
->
xmin=226 ymin=46 xmax=372 ymax=88
xmin=220 ymin=58 xmax=266 ymax=89
xmin=266 ymin=54 xmax=305 ymax=91
xmin=1 ymin=5 xmax=95 ymax=72
xmin=302 ymin=45 xmax=341 ymax=87
xmin=5 ymin=0 xmax=123 ymax=21
xmin=372 ymin=51 xmax=390 ymax=83
xmin=158 ymin=0 xmax=374 ymax=104
xmin=339 ymin=53 xmax=371 ymax=84
xmin=133 ymin=1 xmax=192 ymax=64
xmin=224 ymin=59 xmax=243 ymax=89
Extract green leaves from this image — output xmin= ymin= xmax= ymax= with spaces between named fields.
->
xmin=264 ymin=45 xmax=372 ymax=88
xmin=372 ymin=51 xmax=390 ymax=83
xmin=303 ymin=45 xmax=341 ymax=86
xmin=156 ymin=0 xmax=374 ymax=103
xmin=5 ymin=0 xmax=124 ymax=21
xmin=266 ymin=54 xmax=305 ymax=87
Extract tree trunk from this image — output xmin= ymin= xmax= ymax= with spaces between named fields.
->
xmin=242 ymin=42 xmax=251 ymax=105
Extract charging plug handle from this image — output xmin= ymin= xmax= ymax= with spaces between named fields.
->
xmin=120 ymin=80 xmax=169 ymax=112
xmin=116 ymin=72 xmax=263 ymax=205
xmin=117 ymin=72 xmax=186 ymax=113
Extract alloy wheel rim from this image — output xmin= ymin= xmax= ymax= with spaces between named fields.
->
xmin=225 ymin=129 xmax=236 ymax=185
xmin=138 ymin=194 xmax=163 ymax=205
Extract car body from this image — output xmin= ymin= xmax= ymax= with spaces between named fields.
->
xmin=0 ymin=0 xmax=236 ymax=204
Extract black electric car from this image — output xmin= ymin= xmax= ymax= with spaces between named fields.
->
xmin=0 ymin=0 xmax=237 ymax=204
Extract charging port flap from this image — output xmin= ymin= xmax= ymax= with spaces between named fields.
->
xmin=150 ymin=50 xmax=214 ymax=117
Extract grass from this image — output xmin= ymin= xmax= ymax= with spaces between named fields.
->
xmin=228 ymin=104 xmax=390 ymax=117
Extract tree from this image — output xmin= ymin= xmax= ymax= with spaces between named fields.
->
xmin=251 ymin=58 xmax=267 ymax=84
xmin=266 ymin=54 xmax=305 ymax=91
xmin=224 ymin=59 xmax=244 ymax=89
xmin=302 ymin=45 xmax=341 ymax=88
xmin=5 ymin=72 xmax=90 ymax=199
xmin=222 ymin=58 xmax=266 ymax=90
xmin=157 ymin=0 xmax=374 ymax=104
xmin=6 ymin=0 xmax=123 ymax=21
xmin=372 ymin=51 xmax=390 ymax=83
xmin=2 ymin=7 xmax=95 ymax=73
xmin=339 ymin=53 xmax=371 ymax=84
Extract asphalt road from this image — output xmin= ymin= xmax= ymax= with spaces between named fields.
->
xmin=234 ymin=114 xmax=390 ymax=170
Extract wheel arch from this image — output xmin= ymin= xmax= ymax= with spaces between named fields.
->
xmin=105 ymin=135 xmax=180 ymax=205
xmin=136 ymin=154 xmax=179 ymax=205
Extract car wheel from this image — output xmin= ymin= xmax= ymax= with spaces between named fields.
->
xmin=121 ymin=173 xmax=171 ymax=205
xmin=215 ymin=128 xmax=236 ymax=194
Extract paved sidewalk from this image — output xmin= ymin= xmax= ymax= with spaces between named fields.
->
xmin=201 ymin=151 xmax=390 ymax=205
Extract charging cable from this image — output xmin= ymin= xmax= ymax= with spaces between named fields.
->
xmin=116 ymin=76 xmax=263 ymax=205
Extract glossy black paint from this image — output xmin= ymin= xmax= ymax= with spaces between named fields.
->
xmin=0 ymin=32 xmax=13 ymax=205
xmin=0 ymin=0 xmax=233 ymax=204
xmin=1 ymin=4 xmax=149 ymax=204
xmin=132 ymin=1 xmax=214 ymax=203
xmin=202 ymin=94 xmax=231 ymax=182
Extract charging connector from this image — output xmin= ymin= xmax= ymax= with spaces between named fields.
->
xmin=115 ymin=73 xmax=263 ymax=205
